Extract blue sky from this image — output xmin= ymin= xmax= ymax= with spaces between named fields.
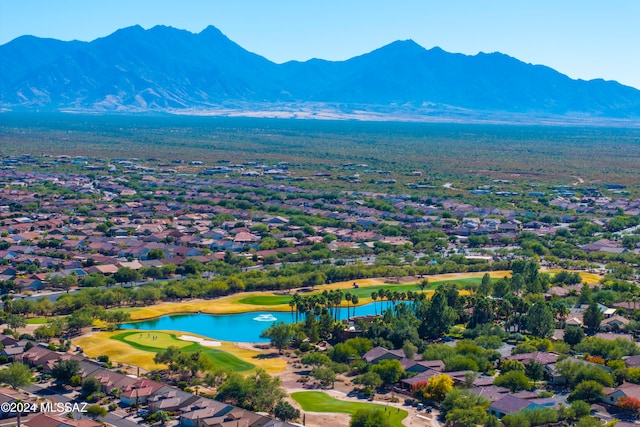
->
xmin=1 ymin=0 xmax=639 ymax=88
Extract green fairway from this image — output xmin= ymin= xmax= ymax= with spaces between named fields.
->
xmin=121 ymin=331 xmax=192 ymax=349
xmin=26 ymin=317 xmax=50 ymax=324
xmin=348 ymin=282 xmax=433 ymax=299
xmin=112 ymin=331 xmax=254 ymax=372
xmin=291 ymin=391 xmax=407 ymax=427
xmin=237 ymin=295 xmax=293 ymax=305
xmin=236 ymin=278 xmax=483 ymax=307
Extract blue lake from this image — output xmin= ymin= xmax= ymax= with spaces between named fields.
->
xmin=121 ymin=302 xmax=382 ymax=342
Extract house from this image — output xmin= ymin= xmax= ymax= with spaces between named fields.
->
xmin=404 ymin=359 xmax=445 ymax=373
xmin=489 ymin=395 xmax=541 ymax=419
xmin=547 ymin=358 xmax=611 ymax=385
xmin=92 ymin=369 xmax=136 ymax=393
xmin=148 ymin=386 xmax=199 ymax=412
xmin=0 ymin=387 xmax=37 ymax=419
xmin=565 ymin=316 xmax=583 ymax=327
xmin=24 ymin=413 xmax=101 ymax=427
xmin=502 ymin=352 xmax=559 ymax=366
xmin=21 ymin=346 xmax=60 ymax=369
xmin=600 ymin=315 xmax=630 ymax=331
xmin=14 ymin=278 xmax=45 ymax=291
xmin=1 ymin=343 xmax=26 ymax=361
xmin=0 ymin=334 xmax=18 ymax=347
xmin=0 ymin=390 xmax=14 ymax=419
xmin=120 ymin=378 xmax=164 ymax=405
xmin=362 ymin=346 xmax=404 ymax=364
xmin=179 ymin=399 xmax=235 ymax=427
xmin=400 ymin=369 xmax=443 ymax=391
xmin=42 ymin=354 xmax=84 ymax=374
xmin=603 ymin=382 xmax=640 ymax=405
xmin=624 ymin=355 xmax=640 ymax=369
xmin=594 ymin=332 xmax=634 ymax=342
xmin=117 ymin=260 xmax=143 ymax=270
xmin=233 ymin=232 xmax=260 ymax=244
xmin=400 ymin=370 xmax=473 ymax=390
xmin=86 ymin=264 xmax=119 ymax=275
xmin=469 ymin=385 xmax=510 ymax=402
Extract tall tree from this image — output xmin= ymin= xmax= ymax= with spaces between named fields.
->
xmin=351 ymin=295 xmax=359 ymax=319
xmin=274 ymin=400 xmax=300 ymax=422
xmin=478 ymin=273 xmax=492 ymax=297
xmin=350 ymin=408 xmax=391 ymax=427
xmin=583 ymin=302 xmax=603 ymax=334
xmin=510 ymin=273 xmax=525 ymax=295
xmin=371 ymin=359 xmax=404 ymax=385
xmin=0 ymin=363 xmax=33 ymax=389
xmin=86 ymin=404 xmax=107 ymax=420
xmin=6 ymin=314 xmax=26 ymax=332
xmin=419 ymin=291 xmax=456 ymax=339
xmin=52 ymin=359 xmax=80 ymax=385
xmin=526 ymin=302 xmax=554 ymax=338
xmin=564 ymin=326 xmax=585 ymax=346
xmin=260 ymin=321 xmax=295 ymax=354
xmin=311 ymin=366 xmax=336 ymax=388
xmin=216 ymin=369 xmax=286 ymax=412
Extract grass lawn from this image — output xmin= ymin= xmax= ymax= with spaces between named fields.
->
xmin=292 ymin=391 xmax=407 ymax=427
xmin=119 ymin=331 xmax=192 ymax=350
xmin=112 ymin=331 xmax=254 ymax=372
xmin=26 ymin=317 xmax=50 ymax=324
xmin=237 ymin=295 xmax=293 ymax=305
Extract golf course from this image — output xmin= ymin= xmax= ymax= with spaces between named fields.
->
xmin=73 ymin=270 xmax=602 ymax=377
xmin=75 ymin=330 xmax=286 ymax=374
xmin=121 ymin=272 xmax=518 ymax=321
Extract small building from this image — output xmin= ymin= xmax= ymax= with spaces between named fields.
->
xmin=362 ymin=346 xmax=405 ymax=364
xmin=600 ymin=315 xmax=630 ymax=331
xmin=603 ymin=382 xmax=640 ymax=405
xmin=489 ymin=395 xmax=541 ymax=419
xmin=120 ymin=378 xmax=164 ymax=405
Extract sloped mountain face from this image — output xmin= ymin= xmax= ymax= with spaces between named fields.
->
xmin=2 ymin=25 xmax=640 ymax=118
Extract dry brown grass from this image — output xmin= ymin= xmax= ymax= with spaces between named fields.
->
xmin=543 ymin=269 xmax=603 ymax=285
xmin=127 ymin=293 xmax=290 ymax=320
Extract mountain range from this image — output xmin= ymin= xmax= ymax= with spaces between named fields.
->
xmin=2 ymin=25 xmax=640 ymax=122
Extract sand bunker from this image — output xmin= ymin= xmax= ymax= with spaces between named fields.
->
xmin=178 ymin=335 xmax=221 ymax=347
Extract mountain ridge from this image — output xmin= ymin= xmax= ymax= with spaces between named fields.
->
xmin=2 ymin=25 xmax=640 ymax=122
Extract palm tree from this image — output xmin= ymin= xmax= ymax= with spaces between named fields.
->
xmin=351 ymin=295 xmax=359 ymax=317
xmin=298 ymin=297 xmax=309 ymax=321
xmin=290 ymin=295 xmax=297 ymax=321
xmin=406 ymin=291 xmax=414 ymax=305
xmin=371 ymin=291 xmax=378 ymax=315
xmin=391 ymin=291 xmax=400 ymax=306
xmin=345 ymin=292 xmax=352 ymax=321
xmin=333 ymin=290 xmax=344 ymax=320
